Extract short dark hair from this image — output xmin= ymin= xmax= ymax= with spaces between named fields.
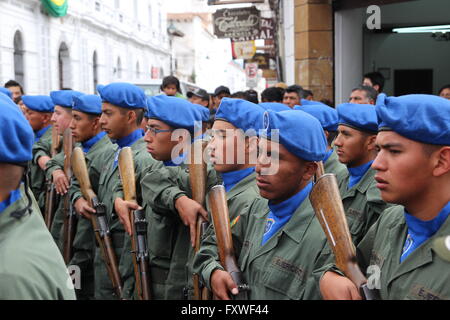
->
xmin=327 ymin=131 xmax=338 ymax=147
xmin=119 ymin=108 xmax=145 ymax=126
xmin=261 ymin=87 xmax=284 ymax=103
xmin=285 ymin=85 xmax=304 ymax=99
xmin=364 ymin=72 xmax=385 ymax=92
xmin=230 ymin=91 xmax=247 ymax=99
xmin=161 ymin=76 xmax=181 ymax=93
xmin=4 ymin=80 xmax=24 ymax=94
xmin=303 ymin=89 xmax=313 ymax=99
xmin=352 ymin=85 xmax=378 ymax=102
xmin=439 ymin=84 xmax=450 ymax=95
xmin=245 ymin=89 xmax=259 ymax=104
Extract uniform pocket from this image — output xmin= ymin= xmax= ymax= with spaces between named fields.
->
xmin=261 ymin=257 xmax=306 ymax=300
xmin=148 ymin=212 xmax=174 ymax=260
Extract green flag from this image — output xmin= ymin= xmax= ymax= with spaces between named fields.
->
xmin=41 ymin=0 xmax=68 ymax=17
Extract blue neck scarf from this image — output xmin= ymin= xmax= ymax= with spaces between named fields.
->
xmin=221 ymin=167 xmax=255 ymax=192
xmin=261 ymin=181 xmax=313 ymax=246
xmin=400 ymin=201 xmax=450 ymax=263
xmin=323 ymin=149 xmax=334 ymax=163
xmin=163 ymin=153 xmax=188 ymax=167
xmin=0 ymin=186 xmax=23 ymax=214
xmin=82 ymin=131 xmax=106 ymax=153
xmin=112 ymin=129 xmax=144 ymax=168
xmin=34 ymin=125 xmax=51 ymax=143
xmin=347 ymin=160 xmax=373 ymax=189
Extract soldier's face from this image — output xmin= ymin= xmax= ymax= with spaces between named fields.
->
xmin=70 ymin=110 xmax=99 ymax=143
xmin=282 ymin=92 xmax=300 ymax=108
xmin=372 ymin=131 xmax=435 ymax=206
xmin=334 ymin=125 xmax=376 ymax=168
xmin=51 ymin=106 xmax=72 ymax=135
xmin=23 ymin=107 xmax=48 ymax=132
xmin=256 ymin=138 xmax=315 ymax=204
xmin=208 ymin=120 xmax=256 ymax=173
xmin=99 ymin=103 xmax=129 ymax=140
xmin=144 ymin=119 xmax=178 ymax=161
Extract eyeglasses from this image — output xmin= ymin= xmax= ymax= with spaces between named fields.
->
xmin=146 ymin=125 xmax=172 ymax=136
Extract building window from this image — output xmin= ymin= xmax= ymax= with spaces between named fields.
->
xmin=13 ymin=31 xmax=25 ymax=88
xmin=93 ymin=51 xmax=98 ymax=93
xmin=148 ymin=5 xmax=152 ymax=28
xmin=58 ymin=42 xmax=71 ymax=90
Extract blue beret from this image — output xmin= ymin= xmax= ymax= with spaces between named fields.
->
xmin=261 ymin=109 xmax=327 ymax=162
xmin=50 ymin=90 xmax=84 ymax=108
xmin=216 ymin=98 xmax=264 ymax=134
xmin=0 ymin=87 xmax=12 ymax=99
xmin=192 ymin=103 xmax=210 ymax=122
xmin=295 ymin=102 xmax=338 ymax=131
xmin=97 ymin=82 xmax=146 ymax=110
xmin=22 ymin=95 xmax=54 ymax=113
xmin=0 ymin=94 xmax=34 ymax=163
xmin=73 ymin=94 xmax=102 ymax=115
xmin=147 ymin=95 xmax=206 ymax=133
xmin=337 ymin=103 xmax=378 ymax=133
xmin=259 ymin=102 xmax=290 ymax=112
xmin=376 ymin=93 xmax=450 ymax=145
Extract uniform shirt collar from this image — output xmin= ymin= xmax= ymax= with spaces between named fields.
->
xmin=0 ymin=185 xmax=23 ymax=214
xmin=221 ymin=167 xmax=255 ymax=192
xmin=268 ymin=181 xmax=313 ymax=219
xmin=323 ymin=149 xmax=334 ymax=163
xmin=82 ymin=131 xmax=106 ymax=153
xmin=348 ymin=160 xmax=373 ymax=189
xmin=34 ymin=125 xmax=51 ymax=142
xmin=113 ymin=129 xmax=144 ymax=149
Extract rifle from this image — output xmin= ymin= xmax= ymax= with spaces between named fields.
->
xmin=189 ymin=138 xmax=211 ymax=300
xmin=44 ymin=127 xmax=60 ymax=228
xmin=309 ymin=166 xmax=380 ymax=300
xmin=208 ymin=185 xmax=249 ymax=300
xmin=118 ymin=147 xmax=151 ymax=300
xmin=62 ymin=128 xmax=77 ymax=264
xmin=71 ymin=147 xmax=124 ymax=299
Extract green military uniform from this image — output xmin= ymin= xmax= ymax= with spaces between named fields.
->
xmin=193 ymin=196 xmax=333 ymax=300
xmin=140 ymin=163 xmax=221 ymax=300
xmin=112 ymin=141 xmax=163 ymax=300
xmin=68 ymin=134 xmax=115 ymax=300
xmin=30 ymin=126 xmax=54 ymax=212
xmin=338 ymin=167 xmax=388 ymax=245
xmin=95 ymin=138 xmax=159 ymax=300
xmin=355 ymin=205 xmax=450 ymax=299
xmin=45 ymin=142 xmax=81 ymax=251
xmin=0 ymin=185 xmax=76 ymax=300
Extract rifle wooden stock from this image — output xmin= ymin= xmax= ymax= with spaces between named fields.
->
xmin=44 ymin=127 xmax=61 ymax=229
xmin=309 ymin=173 xmax=380 ymax=300
xmin=62 ymin=129 xmax=77 ymax=264
xmin=118 ymin=147 xmax=151 ymax=300
xmin=209 ymin=185 xmax=249 ymax=300
xmin=189 ymin=139 xmax=211 ymax=300
xmin=71 ymin=147 xmax=124 ymax=299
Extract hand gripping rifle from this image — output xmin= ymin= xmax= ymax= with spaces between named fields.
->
xmin=189 ymin=138 xmax=211 ymax=300
xmin=309 ymin=162 xmax=380 ymax=300
xmin=208 ymin=185 xmax=249 ymax=300
xmin=71 ymin=147 xmax=124 ymax=299
xmin=62 ymin=128 xmax=77 ymax=264
xmin=44 ymin=127 xmax=61 ymax=229
xmin=118 ymin=147 xmax=151 ymax=300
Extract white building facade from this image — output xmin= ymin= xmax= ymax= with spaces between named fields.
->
xmin=0 ymin=0 xmax=170 ymax=95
